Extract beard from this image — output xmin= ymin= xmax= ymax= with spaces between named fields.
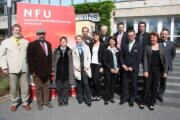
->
xmin=13 ymin=33 xmax=22 ymax=39
xmin=39 ymin=36 xmax=45 ymax=41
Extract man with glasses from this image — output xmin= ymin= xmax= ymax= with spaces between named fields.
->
xmin=119 ymin=30 xmax=142 ymax=107
xmin=113 ymin=22 xmax=128 ymax=49
xmin=27 ymin=29 xmax=53 ymax=110
xmin=82 ymin=27 xmax=93 ymax=47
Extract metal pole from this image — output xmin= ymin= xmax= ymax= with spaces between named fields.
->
xmin=7 ymin=0 xmax=12 ymax=37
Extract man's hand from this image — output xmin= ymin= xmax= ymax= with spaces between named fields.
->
xmin=143 ymin=72 xmax=149 ymax=78
xmin=128 ymin=67 xmax=133 ymax=72
xmin=110 ymin=68 xmax=115 ymax=74
xmin=99 ymin=68 xmax=103 ymax=73
xmin=122 ymin=65 xmax=128 ymax=71
xmin=163 ymin=73 xmax=168 ymax=78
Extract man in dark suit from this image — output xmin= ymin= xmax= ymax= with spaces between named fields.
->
xmin=27 ymin=29 xmax=53 ymax=110
xmin=158 ymin=28 xmax=176 ymax=102
xmin=82 ymin=27 xmax=93 ymax=47
xmin=119 ymin=30 xmax=142 ymax=107
xmin=113 ymin=22 xmax=128 ymax=50
xmin=135 ymin=22 xmax=150 ymax=56
xmin=100 ymin=25 xmax=110 ymax=47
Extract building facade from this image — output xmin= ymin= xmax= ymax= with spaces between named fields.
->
xmin=0 ymin=0 xmax=180 ymax=44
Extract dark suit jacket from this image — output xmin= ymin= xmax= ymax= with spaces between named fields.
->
xmin=83 ymin=36 xmax=93 ymax=47
xmin=113 ymin=32 xmax=128 ymax=48
xmin=103 ymin=47 xmax=120 ymax=73
xmin=90 ymin=43 xmax=105 ymax=67
xmin=27 ymin=40 xmax=52 ymax=77
xmin=120 ymin=41 xmax=142 ymax=72
xmin=143 ymin=44 xmax=168 ymax=73
xmin=160 ymin=40 xmax=176 ymax=71
xmin=102 ymin=34 xmax=110 ymax=47
xmin=135 ymin=31 xmax=150 ymax=48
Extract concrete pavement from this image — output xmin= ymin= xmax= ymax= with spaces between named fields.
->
xmin=0 ymin=97 xmax=180 ymax=120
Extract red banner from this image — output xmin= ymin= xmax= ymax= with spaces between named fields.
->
xmin=17 ymin=3 xmax=76 ymax=48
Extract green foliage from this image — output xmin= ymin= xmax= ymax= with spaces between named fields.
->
xmin=74 ymin=1 xmax=115 ymax=35
xmin=0 ymin=77 xmax=9 ymax=91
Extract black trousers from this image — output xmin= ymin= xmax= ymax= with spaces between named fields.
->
xmin=121 ymin=71 xmax=138 ymax=102
xmin=158 ymin=74 xmax=168 ymax=97
xmin=91 ymin=64 xmax=101 ymax=97
xmin=76 ymin=71 xmax=92 ymax=104
xmin=56 ymin=80 xmax=69 ymax=104
xmin=142 ymin=66 xmax=162 ymax=106
xmin=104 ymin=71 xmax=118 ymax=101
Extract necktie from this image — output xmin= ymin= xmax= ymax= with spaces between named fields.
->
xmin=118 ymin=33 xmax=122 ymax=49
xmin=40 ymin=41 xmax=47 ymax=55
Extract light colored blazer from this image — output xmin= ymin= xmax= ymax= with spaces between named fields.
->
xmin=0 ymin=37 xmax=29 ymax=73
xmin=72 ymin=44 xmax=92 ymax=80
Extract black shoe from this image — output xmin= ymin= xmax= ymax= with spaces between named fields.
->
xmin=139 ymin=103 xmax=145 ymax=110
xmin=110 ymin=99 xmax=115 ymax=103
xmin=157 ymin=95 xmax=163 ymax=102
xmin=64 ymin=103 xmax=68 ymax=106
xmin=129 ymin=101 xmax=134 ymax=107
xmin=78 ymin=101 xmax=83 ymax=104
xmin=104 ymin=101 xmax=108 ymax=105
xmin=92 ymin=97 xmax=96 ymax=101
xmin=149 ymin=105 xmax=154 ymax=111
xmin=119 ymin=101 xmax=124 ymax=105
xmin=87 ymin=103 xmax=91 ymax=107
xmin=59 ymin=103 xmax=64 ymax=106
xmin=96 ymin=97 xmax=101 ymax=101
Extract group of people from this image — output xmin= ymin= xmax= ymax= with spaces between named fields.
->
xmin=0 ymin=21 xmax=176 ymax=112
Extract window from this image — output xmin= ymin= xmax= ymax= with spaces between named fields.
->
xmin=174 ymin=17 xmax=180 ymax=47
xmin=50 ymin=0 xmax=60 ymax=5
xmin=40 ymin=0 xmax=49 ymax=4
xmin=149 ymin=19 xmax=157 ymax=32
xmin=162 ymin=18 xmax=171 ymax=33
xmin=30 ymin=0 xmax=39 ymax=4
xmin=61 ymin=0 xmax=71 ymax=5
xmin=126 ymin=19 xmax=133 ymax=31
xmin=74 ymin=0 xmax=84 ymax=4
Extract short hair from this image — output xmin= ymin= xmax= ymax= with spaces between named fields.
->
xmin=92 ymin=31 xmax=103 ymax=43
xmin=12 ymin=24 xmax=21 ymax=30
xmin=150 ymin=32 xmax=160 ymax=42
xmin=60 ymin=36 xmax=67 ymax=42
xmin=108 ymin=36 xmax=117 ymax=45
xmin=161 ymin=28 xmax=169 ymax=33
xmin=138 ymin=22 xmax=146 ymax=27
xmin=117 ymin=22 xmax=124 ymax=27
xmin=75 ymin=34 xmax=83 ymax=40
xmin=101 ymin=25 xmax=108 ymax=30
xmin=127 ymin=29 xmax=135 ymax=34
xmin=82 ymin=27 xmax=89 ymax=32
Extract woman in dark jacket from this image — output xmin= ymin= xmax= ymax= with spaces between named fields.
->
xmin=52 ymin=36 xmax=74 ymax=106
xmin=89 ymin=31 xmax=105 ymax=101
xmin=103 ymin=36 xmax=120 ymax=105
xmin=139 ymin=32 xmax=168 ymax=110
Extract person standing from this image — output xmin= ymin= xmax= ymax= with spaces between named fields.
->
xmin=100 ymin=25 xmax=110 ymax=47
xmin=157 ymin=28 xmax=176 ymax=102
xmin=0 ymin=24 xmax=31 ymax=112
xmin=52 ymin=36 xmax=74 ymax=106
xmin=82 ymin=27 xmax=93 ymax=47
xmin=119 ymin=30 xmax=142 ymax=107
xmin=113 ymin=22 xmax=128 ymax=50
xmin=27 ymin=29 xmax=53 ymax=110
xmin=136 ymin=22 xmax=150 ymax=49
xmin=90 ymin=31 xmax=105 ymax=101
xmin=139 ymin=32 xmax=168 ymax=111
xmin=72 ymin=35 xmax=92 ymax=107
xmin=103 ymin=36 xmax=120 ymax=105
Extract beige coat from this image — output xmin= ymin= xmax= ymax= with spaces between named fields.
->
xmin=0 ymin=37 xmax=29 ymax=73
xmin=72 ymin=44 xmax=92 ymax=80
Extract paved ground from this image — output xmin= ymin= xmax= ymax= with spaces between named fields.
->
xmin=0 ymin=97 xmax=180 ymax=120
